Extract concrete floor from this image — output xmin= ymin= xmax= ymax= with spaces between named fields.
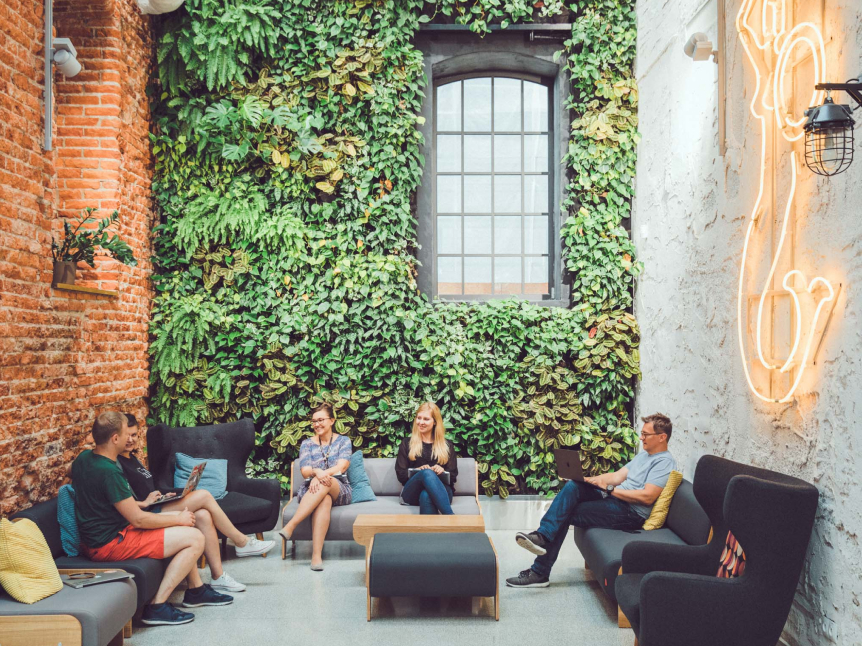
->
xmin=130 ymin=499 xmax=636 ymax=646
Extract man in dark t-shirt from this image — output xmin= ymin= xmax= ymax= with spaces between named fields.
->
xmin=71 ymin=412 xmax=233 ymax=626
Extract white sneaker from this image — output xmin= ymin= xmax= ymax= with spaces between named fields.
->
xmin=235 ymin=537 xmax=276 ymax=558
xmin=210 ymin=572 xmax=247 ymax=593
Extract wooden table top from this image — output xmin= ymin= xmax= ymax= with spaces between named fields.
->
xmin=352 ymin=514 xmax=486 ymax=546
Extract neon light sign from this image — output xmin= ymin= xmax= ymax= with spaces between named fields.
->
xmin=736 ymin=0 xmax=837 ymax=403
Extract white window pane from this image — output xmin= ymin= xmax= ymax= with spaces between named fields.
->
xmin=437 ymin=175 xmax=461 ymax=213
xmin=464 ymin=135 xmax=492 ymax=172
xmin=494 ymin=175 xmax=521 ymax=213
xmin=494 ymin=78 xmax=521 ymax=131
xmin=438 ymin=257 xmax=462 ymax=295
xmin=494 ymin=135 xmax=521 ymax=172
xmin=464 ymin=257 xmax=492 ymax=295
xmin=464 ymin=78 xmax=492 ymax=132
xmin=464 ymin=175 xmax=492 ymax=213
xmin=524 ymin=175 xmax=548 ymax=213
xmin=524 ymin=256 xmax=549 ymax=294
xmin=494 ymin=216 xmax=521 ymax=254
xmin=437 ymin=82 xmax=461 ymax=131
xmin=437 ymin=135 xmax=461 ymax=173
xmin=524 ymin=135 xmax=548 ymax=172
xmin=494 ymin=257 xmax=522 ymax=295
xmin=524 ymin=216 xmax=549 ymax=255
xmin=464 ymin=216 xmax=492 ymax=254
xmin=437 ymin=216 xmax=461 ymax=254
xmin=524 ymin=82 xmax=548 ymax=131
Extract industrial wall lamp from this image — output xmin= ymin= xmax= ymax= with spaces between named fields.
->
xmin=44 ymin=0 xmax=82 ymax=151
xmin=803 ymin=80 xmax=862 ymax=177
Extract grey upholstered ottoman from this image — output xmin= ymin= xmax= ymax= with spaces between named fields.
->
xmin=366 ymin=532 xmax=498 ymax=621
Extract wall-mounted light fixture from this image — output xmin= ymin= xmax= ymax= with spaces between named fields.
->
xmin=803 ymin=80 xmax=862 ymax=177
xmin=44 ymin=0 xmax=82 ymax=151
xmin=684 ymin=32 xmax=718 ymax=63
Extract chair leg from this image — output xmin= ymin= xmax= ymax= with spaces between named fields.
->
xmin=634 ymin=638 xmax=639 ymax=646
xmin=281 ymin=537 xmax=287 ymax=560
xmin=618 ymin=605 xmax=631 ymax=628
xmin=256 ymin=533 xmax=267 ymax=557
xmin=123 ymin=620 xmax=132 ymax=638
xmin=197 ymin=555 xmax=206 ymax=569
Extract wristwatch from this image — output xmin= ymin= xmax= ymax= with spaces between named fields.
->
xmin=605 ymin=484 xmax=615 ymax=493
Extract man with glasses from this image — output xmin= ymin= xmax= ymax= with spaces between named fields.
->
xmin=506 ymin=413 xmax=676 ymax=588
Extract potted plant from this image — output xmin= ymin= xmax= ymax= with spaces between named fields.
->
xmin=51 ymin=208 xmax=137 ymax=286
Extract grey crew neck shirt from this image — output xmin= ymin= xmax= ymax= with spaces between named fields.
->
xmin=616 ymin=450 xmax=676 ymax=518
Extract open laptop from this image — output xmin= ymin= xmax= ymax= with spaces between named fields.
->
xmin=553 ymin=449 xmax=603 ymax=489
xmin=144 ymin=462 xmax=207 ymax=508
xmin=408 ymin=468 xmax=451 ymax=485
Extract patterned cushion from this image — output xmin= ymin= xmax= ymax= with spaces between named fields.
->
xmin=643 ymin=470 xmax=683 ymax=530
xmin=717 ymin=530 xmax=746 ymax=578
xmin=0 ymin=518 xmax=63 ymax=604
xmin=57 ymin=484 xmax=80 ymax=557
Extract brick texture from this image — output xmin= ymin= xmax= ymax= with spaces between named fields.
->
xmin=0 ymin=0 xmax=154 ymax=515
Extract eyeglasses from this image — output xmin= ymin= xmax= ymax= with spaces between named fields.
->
xmin=640 ymin=431 xmax=666 ymax=439
xmin=310 ymin=417 xmax=333 ymax=426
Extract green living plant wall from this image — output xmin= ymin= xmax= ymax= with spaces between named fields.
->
xmin=149 ymin=0 xmax=642 ymax=497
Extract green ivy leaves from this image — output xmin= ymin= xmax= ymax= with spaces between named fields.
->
xmin=148 ymin=0 xmax=642 ymax=498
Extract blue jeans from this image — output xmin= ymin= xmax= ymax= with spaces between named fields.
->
xmin=531 ymin=480 xmax=644 ymax=578
xmin=401 ymin=469 xmax=454 ymax=515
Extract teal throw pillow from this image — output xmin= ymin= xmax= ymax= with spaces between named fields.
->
xmin=347 ymin=451 xmax=376 ymax=504
xmin=57 ymin=484 xmax=80 ymax=557
xmin=174 ymin=452 xmax=228 ymax=500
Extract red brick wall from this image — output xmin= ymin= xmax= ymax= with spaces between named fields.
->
xmin=0 ymin=0 xmax=155 ymax=515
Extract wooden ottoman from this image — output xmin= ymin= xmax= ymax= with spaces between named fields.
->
xmin=366 ymin=532 xmax=499 ymax=621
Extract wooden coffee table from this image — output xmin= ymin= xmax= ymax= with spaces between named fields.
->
xmin=353 ymin=514 xmax=486 ymax=556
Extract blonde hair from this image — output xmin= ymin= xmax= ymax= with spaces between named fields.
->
xmin=408 ymin=402 xmax=449 ymax=464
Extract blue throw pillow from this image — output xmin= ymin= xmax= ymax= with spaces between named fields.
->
xmin=57 ymin=484 xmax=79 ymax=557
xmin=347 ymin=451 xmax=377 ymax=504
xmin=174 ymin=453 xmax=228 ymax=500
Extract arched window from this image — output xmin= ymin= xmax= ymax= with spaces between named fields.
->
xmin=433 ymin=74 xmax=552 ymax=299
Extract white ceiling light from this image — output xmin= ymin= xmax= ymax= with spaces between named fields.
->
xmin=136 ymin=0 xmax=185 ymax=14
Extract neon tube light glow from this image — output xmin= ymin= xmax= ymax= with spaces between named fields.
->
xmin=736 ymin=0 xmax=836 ymax=403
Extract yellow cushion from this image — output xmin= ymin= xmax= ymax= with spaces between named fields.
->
xmin=0 ymin=518 xmax=63 ymax=604
xmin=642 ymin=470 xmax=683 ymax=530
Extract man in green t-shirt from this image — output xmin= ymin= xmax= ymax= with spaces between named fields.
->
xmin=71 ymin=411 xmax=233 ymax=626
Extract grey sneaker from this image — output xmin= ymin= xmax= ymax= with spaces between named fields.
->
xmin=516 ymin=531 xmax=549 ymax=556
xmin=506 ymin=568 xmax=550 ymax=588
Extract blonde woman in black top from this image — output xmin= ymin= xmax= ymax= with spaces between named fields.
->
xmin=395 ymin=402 xmax=458 ymax=514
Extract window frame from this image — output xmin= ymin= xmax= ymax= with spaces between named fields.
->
xmin=414 ymin=41 xmax=570 ymax=307
xmin=432 ymin=72 xmax=554 ymax=302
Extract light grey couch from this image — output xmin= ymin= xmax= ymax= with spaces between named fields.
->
xmin=280 ymin=457 xmax=481 ymax=558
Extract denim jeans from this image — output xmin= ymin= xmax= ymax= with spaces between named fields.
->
xmin=531 ymin=480 xmax=644 ymax=578
xmin=400 ymin=469 xmax=454 ymax=515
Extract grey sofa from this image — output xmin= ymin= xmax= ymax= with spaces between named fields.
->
xmin=572 ymin=478 xmax=711 ymax=626
xmin=280 ymin=457 xmax=481 ymax=557
xmin=1 ymin=512 xmax=137 ymax=646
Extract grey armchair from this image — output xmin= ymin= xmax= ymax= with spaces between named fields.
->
xmin=615 ymin=455 xmax=819 ymax=646
xmin=147 ymin=419 xmax=281 ymax=554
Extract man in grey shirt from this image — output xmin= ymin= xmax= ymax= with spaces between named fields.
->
xmin=507 ymin=413 xmax=676 ymax=588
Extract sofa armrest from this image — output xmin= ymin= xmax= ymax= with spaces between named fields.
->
xmin=621 ymin=540 xmax=712 ymax=576
xmin=234 ymin=475 xmax=281 ymax=502
xmin=639 ymin=572 xmax=752 ymax=646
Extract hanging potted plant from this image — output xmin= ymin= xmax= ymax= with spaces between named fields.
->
xmin=51 ymin=208 xmax=137 ymax=286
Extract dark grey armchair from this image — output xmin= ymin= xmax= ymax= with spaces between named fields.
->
xmin=147 ymin=418 xmax=281 ymax=555
xmin=615 ymin=455 xmax=819 ymax=646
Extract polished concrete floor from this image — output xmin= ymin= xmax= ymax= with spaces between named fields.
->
xmin=130 ymin=498 xmax=635 ymax=646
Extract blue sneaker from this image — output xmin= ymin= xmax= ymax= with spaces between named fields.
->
xmin=182 ymin=584 xmax=234 ymax=607
xmin=141 ymin=603 xmax=195 ymax=625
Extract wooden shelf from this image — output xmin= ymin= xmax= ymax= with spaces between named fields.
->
xmin=53 ymin=283 xmax=118 ymax=297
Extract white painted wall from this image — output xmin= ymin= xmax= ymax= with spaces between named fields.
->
xmin=634 ymin=0 xmax=862 ymax=644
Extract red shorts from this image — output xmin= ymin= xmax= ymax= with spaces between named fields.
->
xmin=86 ymin=525 xmax=165 ymax=561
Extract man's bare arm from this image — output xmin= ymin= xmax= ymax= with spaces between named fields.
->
xmin=611 ymin=483 xmax=663 ymax=506
xmin=584 ymin=467 xmax=628 ymax=488
xmin=114 ymin=498 xmax=195 ymax=529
